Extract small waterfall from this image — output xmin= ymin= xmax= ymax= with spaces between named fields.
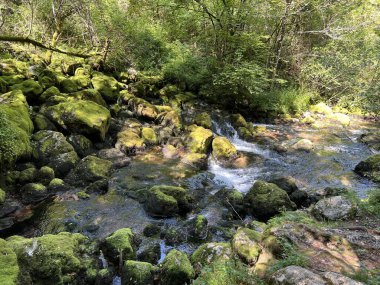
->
xmin=26 ymin=239 xmax=38 ymax=256
xmin=158 ymin=240 xmax=172 ymax=263
xmin=99 ymin=250 xmax=108 ymax=269
xmin=112 ymin=276 xmax=121 ymax=285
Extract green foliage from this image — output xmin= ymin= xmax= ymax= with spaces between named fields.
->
xmin=360 ymin=189 xmax=380 ymax=218
xmin=348 ymin=269 xmax=380 ymax=285
xmin=266 ymin=211 xmax=318 ymax=229
xmin=250 ymin=87 xmax=317 ymax=116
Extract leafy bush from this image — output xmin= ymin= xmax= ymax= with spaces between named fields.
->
xmin=250 ymin=87 xmax=317 ymax=116
xmin=163 ymin=42 xmax=214 ymax=92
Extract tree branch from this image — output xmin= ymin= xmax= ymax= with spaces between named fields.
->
xmin=0 ymin=35 xmax=101 ymax=58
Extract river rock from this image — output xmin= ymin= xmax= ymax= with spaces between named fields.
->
xmin=191 ymin=242 xmax=232 ymax=268
xmin=271 ymin=266 xmax=327 ymax=285
xmin=115 ymin=127 xmax=145 ymax=154
xmin=141 ymin=127 xmax=158 ymax=145
xmin=268 ymin=176 xmax=298 ymax=194
xmin=97 ymin=148 xmax=130 ymax=168
xmin=121 ymin=92 xmax=159 ymax=120
xmin=65 ymin=155 xmax=112 ymax=187
xmin=145 ymin=185 xmax=192 ymax=217
xmin=91 ymin=72 xmax=120 ymax=103
xmin=231 ymin=228 xmax=261 ymax=264
xmin=157 ymin=110 xmax=182 ymax=132
xmin=67 ymin=134 xmax=94 ymax=158
xmin=212 ymin=136 xmax=238 ymax=162
xmin=161 ymin=249 xmax=194 ymax=285
xmin=6 ymin=232 xmax=96 ymax=284
xmin=312 ymin=196 xmax=357 ymax=221
xmin=185 ymin=126 xmax=213 ymax=154
xmin=42 ymin=99 xmax=111 ymax=140
xmin=20 ymin=183 xmax=50 ymax=204
xmin=10 ymin=79 xmax=43 ymax=102
xmin=354 ymin=154 xmax=380 ymax=182
xmin=231 ymin=113 xmax=248 ymax=128
xmin=33 ymin=113 xmax=57 ymax=131
xmin=102 ymin=228 xmax=136 ymax=264
xmin=32 ymin=130 xmax=79 ymax=177
xmin=122 ymin=260 xmax=155 ymax=285
xmin=358 ymin=132 xmax=380 ymax=151
xmin=292 ymin=139 xmax=313 ymax=151
xmin=320 ymin=272 xmax=364 ymax=285
xmin=245 ymin=180 xmax=296 ymax=220
xmin=193 ymin=112 xmax=212 ymax=129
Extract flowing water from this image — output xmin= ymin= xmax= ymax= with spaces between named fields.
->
xmin=25 ymin=112 xmax=379 ymax=280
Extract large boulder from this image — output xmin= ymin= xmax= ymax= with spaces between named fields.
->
xmin=191 ymin=242 xmax=232 ymax=268
xmin=43 ymin=100 xmax=111 ymax=140
xmin=186 ymin=126 xmax=213 ymax=154
xmin=65 ymin=155 xmax=112 ymax=187
xmin=145 ymin=185 xmax=192 ymax=217
xmin=354 ymin=154 xmax=380 ymax=182
xmin=0 ymin=90 xmax=33 ymax=166
xmin=212 ymin=136 xmax=238 ymax=162
xmin=161 ymin=250 xmax=194 ymax=285
xmin=157 ymin=110 xmax=182 ymax=132
xmin=128 ymin=97 xmax=159 ymax=120
xmin=7 ymin=232 xmax=96 ymax=285
xmin=102 ymin=228 xmax=136 ymax=264
xmin=271 ymin=266 xmax=326 ymax=285
xmin=115 ymin=127 xmax=145 ymax=154
xmin=32 ymin=130 xmax=79 ymax=177
xmin=193 ymin=112 xmax=212 ymax=129
xmin=312 ymin=196 xmax=357 ymax=221
xmin=245 ymin=180 xmax=296 ymax=220
xmin=91 ymin=72 xmax=120 ymax=103
xmin=69 ymin=89 xmax=107 ymax=107
xmin=231 ymin=113 xmax=248 ymax=129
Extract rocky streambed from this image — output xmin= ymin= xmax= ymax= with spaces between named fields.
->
xmin=0 ymin=58 xmax=379 ymax=284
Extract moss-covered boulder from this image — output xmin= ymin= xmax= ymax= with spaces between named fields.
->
xmin=10 ymin=79 xmax=43 ymax=102
xmin=38 ymin=69 xmax=58 ymax=90
xmin=180 ymin=153 xmax=208 ymax=169
xmin=33 ymin=113 xmax=57 ymax=131
xmin=32 ymin=130 xmax=79 ymax=177
xmin=20 ymin=183 xmax=49 ymax=204
xmin=188 ymin=215 xmax=209 ymax=241
xmin=91 ymin=72 xmax=120 ymax=103
xmin=70 ymin=89 xmax=107 ymax=107
xmin=37 ymin=166 xmax=55 ymax=185
xmin=157 ymin=110 xmax=182 ymax=132
xmin=116 ymin=127 xmax=145 ymax=154
xmin=354 ymin=154 xmax=380 ymax=182
xmin=60 ymin=77 xmax=80 ymax=93
xmin=245 ymin=180 xmax=296 ymax=220
xmin=7 ymin=232 xmax=96 ymax=285
xmin=231 ymin=228 xmax=261 ymax=265
xmin=43 ymin=100 xmax=111 ymax=140
xmin=39 ymin=86 xmax=61 ymax=103
xmin=128 ymin=97 xmax=159 ymax=120
xmin=268 ymin=176 xmax=299 ymax=195
xmin=0 ymin=58 xmax=28 ymax=76
xmin=0 ymin=90 xmax=33 ymax=166
xmin=310 ymin=102 xmax=333 ymax=115
xmin=67 ymin=134 xmax=94 ymax=158
xmin=359 ymin=132 xmax=380 ymax=151
xmin=231 ymin=114 xmax=248 ymax=128
xmin=212 ymin=136 xmax=238 ymax=162
xmin=0 ymin=239 xmax=19 ymax=285
xmin=66 ymin=155 xmax=112 ymax=187
xmin=191 ymin=242 xmax=232 ymax=268
xmin=194 ymin=112 xmax=212 ymax=129
xmin=102 ymin=228 xmax=136 ymax=264
xmin=161 ymin=250 xmax=194 ymax=285
xmin=0 ymin=189 xmax=5 ymax=204
xmin=141 ymin=127 xmax=158 ymax=145
xmin=186 ymin=126 xmax=213 ymax=154
xmin=122 ymin=260 xmax=155 ymax=285
xmin=145 ymin=185 xmax=192 ymax=217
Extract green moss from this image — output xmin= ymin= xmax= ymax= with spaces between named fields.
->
xmin=0 ymin=59 xmax=28 ymax=76
xmin=70 ymin=89 xmax=107 ymax=107
xmin=191 ymin=242 xmax=232 ymax=267
xmin=0 ymin=75 xmax=24 ymax=86
xmin=310 ymin=102 xmax=333 ymax=115
xmin=48 ymin=178 xmax=65 ymax=189
xmin=0 ymin=189 xmax=6 ymax=204
xmin=231 ymin=114 xmax=248 ymax=128
xmin=186 ymin=126 xmax=213 ymax=154
xmin=116 ymin=128 xmax=145 ymax=153
xmin=245 ymin=180 xmax=296 ymax=220
xmin=39 ymin=86 xmax=61 ymax=102
xmin=33 ymin=114 xmax=56 ymax=131
xmin=77 ymin=191 xmax=90 ymax=199
xmin=7 ymin=232 xmax=94 ymax=285
xmin=0 ymin=90 xmax=33 ymax=166
xmin=91 ymin=72 xmax=120 ymax=103
xmin=60 ymin=78 xmax=80 ymax=93
xmin=355 ymin=154 xmax=380 ymax=182
xmin=181 ymin=153 xmax=207 ymax=169
xmin=327 ymin=113 xmax=350 ymax=126
xmin=43 ymin=100 xmax=111 ymax=140
xmin=158 ymin=110 xmax=182 ymax=130
xmin=38 ymin=69 xmax=59 ymax=90
xmin=122 ymin=260 xmax=155 ymax=285
xmin=37 ymin=166 xmax=55 ymax=184
xmin=194 ymin=112 xmax=212 ymax=129
xmin=0 ymin=239 xmax=19 ymax=285
xmin=10 ymin=79 xmax=43 ymax=101
xmin=66 ymin=155 xmax=112 ymax=186
xmin=212 ymin=136 xmax=238 ymax=161
xmin=141 ymin=127 xmax=158 ymax=145
xmin=128 ymin=97 xmax=159 ymax=120
xmin=231 ymin=228 xmax=261 ymax=264
xmin=161 ymin=249 xmax=194 ymax=285
xmin=145 ymin=185 xmax=192 ymax=217
xmin=103 ymin=228 xmax=135 ymax=263
xmin=237 ymin=127 xmax=254 ymax=141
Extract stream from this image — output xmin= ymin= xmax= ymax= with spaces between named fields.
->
xmin=25 ymin=112 xmax=379 ymax=272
